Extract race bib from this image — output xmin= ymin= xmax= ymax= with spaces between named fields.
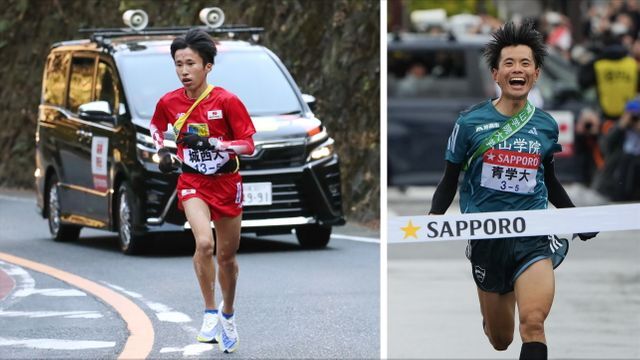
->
xmin=480 ymin=149 xmax=540 ymax=194
xmin=182 ymin=148 xmax=229 ymax=175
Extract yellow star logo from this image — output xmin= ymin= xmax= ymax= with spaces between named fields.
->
xmin=400 ymin=220 xmax=421 ymax=239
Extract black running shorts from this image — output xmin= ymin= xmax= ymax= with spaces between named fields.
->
xmin=466 ymin=235 xmax=563 ymax=294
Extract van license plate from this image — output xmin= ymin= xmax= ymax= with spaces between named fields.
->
xmin=242 ymin=182 xmax=272 ymax=206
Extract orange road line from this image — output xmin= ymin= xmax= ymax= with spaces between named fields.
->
xmin=0 ymin=252 xmax=154 ymax=359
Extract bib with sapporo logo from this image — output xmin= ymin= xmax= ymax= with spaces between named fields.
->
xmin=480 ymin=148 xmax=541 ymax=194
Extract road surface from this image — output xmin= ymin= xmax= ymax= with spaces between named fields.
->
xmin=0 ymin=189 xmax=380 ymax=359
xmin=388 ymin=184 xmax=640 ymax=359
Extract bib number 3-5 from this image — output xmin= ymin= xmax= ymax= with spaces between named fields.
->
xmin=480 ymin=149 xmax=539 ymax=194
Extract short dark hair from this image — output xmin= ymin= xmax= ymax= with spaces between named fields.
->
xmin=483 ymin=21 xmax=547 ymax=70
xmin=170 ymin=28 xmax=217 ymax=65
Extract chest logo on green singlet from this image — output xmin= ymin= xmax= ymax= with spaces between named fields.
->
xmin=475 ymin=122 xmax=499 ymax=133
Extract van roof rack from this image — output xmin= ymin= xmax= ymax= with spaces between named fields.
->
xmin=79 ymin=25 xmax=264 ymax=51
xmin=80 ymin=25 xmax=264 ymax=39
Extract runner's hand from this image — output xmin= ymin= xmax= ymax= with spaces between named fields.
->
xmin=206 ymin=137 xmax=228 ymax=151
xmin=577 ymin=232 xmax=598 ymax=241
xmin=178 ymin=134 xmax=209 ymax=150
xmin=157 ymin=148 xmax=175 ymax=173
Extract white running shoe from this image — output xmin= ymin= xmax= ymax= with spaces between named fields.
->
xmin=216 ymin=301 xmax=239 ymax=353
xmin=196 ymin=311 xmax=220 ymax=343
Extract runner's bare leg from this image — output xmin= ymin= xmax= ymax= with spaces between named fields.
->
xmin=214 ymin=214 xmax=242 ymax=314
xmin=184 ymin=197 xmax=216 ymax=310
xmin=477 ymin=288 xmax=516 ymax=350
xmin=514 ymin=258 xmax=554 ymax=344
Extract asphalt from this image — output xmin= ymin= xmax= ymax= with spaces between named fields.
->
xmin=0 ymin=188 xmax=380 ymax=359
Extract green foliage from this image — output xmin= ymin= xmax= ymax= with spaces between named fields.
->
xmin=15 ymin=0 xmax=29 ymax=15
xmin=409 ymin=0 xmax=497 ymax=16
xmin=0 ymin=19 xmax=10 ymax=33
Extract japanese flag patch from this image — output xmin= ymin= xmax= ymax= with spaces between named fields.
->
xmin=207 ymin=110 xmax=223 ymax=120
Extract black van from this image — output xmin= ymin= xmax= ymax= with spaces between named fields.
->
xmin=34 ymin=9 xmax=344 ymax=254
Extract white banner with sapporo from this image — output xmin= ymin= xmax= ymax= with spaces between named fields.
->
xmin=389 ymin=204 xmax=640 ymax=244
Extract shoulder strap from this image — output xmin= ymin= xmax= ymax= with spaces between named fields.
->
xmin=172 ymin=84 xmax=214 ymax=137
xmin=463 ymin=101 xmax=536 ymax=171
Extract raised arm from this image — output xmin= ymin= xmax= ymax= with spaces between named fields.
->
xmin=544 ymin=156 xmax=597 ymax=240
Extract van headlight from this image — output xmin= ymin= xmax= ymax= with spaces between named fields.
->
xmin=307 ymin=139 xmax=334 ymax=161
xmin=136 ymin=132 xmax=160 ymax=163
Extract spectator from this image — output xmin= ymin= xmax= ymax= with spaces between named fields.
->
xmin=396 ymin=62 xmax=434 ymax=97
xmin=578 ymin=30 xmax=637 ymax=121
xmin=575 ymin=107 xmax=603 ymax=183
xmin=545 ymin=11 xmax=572 ymax=61
xmin=594 ymin=98 xmax=640 ymax=200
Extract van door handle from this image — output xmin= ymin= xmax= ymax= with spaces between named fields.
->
xmin=75 ymin=130 xmax=93 ymax=138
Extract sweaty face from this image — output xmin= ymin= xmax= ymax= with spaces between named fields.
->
xmin=492 ymin=45 xmax=540 ymax=101
xmin=174 ymin=47 xmax=212 ymax=95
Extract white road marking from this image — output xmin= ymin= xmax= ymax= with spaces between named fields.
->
xmin=2 ymin=261 xmax=86 ymax=298
xmin=103 ymin=282 xmax=192 ymax=323
xmin=331 ymin=234 xmax=380 ymax=243
xmin=160 ymin=343 xmax=214 ymax=356
xmin=1 ymin=263 xmax=35 ymax=289
xmin=102 ymin=283 xmax=143 ymax=299
xmin=0 ymin=310 xmax=102 ymax=319
xmin=157 ymin=311 xmax=192 ymax=323
xmin=13 ymin=288 xmax=86 ymax=297
xmin=0 ymin=195 xmax=33 ymax=203
xmin=102 ymin=282 xmax=206 ymax=353
xmin=0 ymin=262 xmax=34 ymax=309
xmin=0 ymin=337 xmax=115 ymax=350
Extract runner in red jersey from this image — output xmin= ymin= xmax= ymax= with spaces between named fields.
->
xmin=150 ymin=29 xmax=255 ymax=353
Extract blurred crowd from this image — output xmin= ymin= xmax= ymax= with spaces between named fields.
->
xmin=406 ymin=0 xmax=640 ymax=201
xmin=546 ymin=0 xmax=640 ymax=201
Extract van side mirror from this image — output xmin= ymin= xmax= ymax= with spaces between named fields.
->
xmin=78 ymin=101 xmax=117 ymax=124
xmin=302 ymin=93 xmax=316 ymax=112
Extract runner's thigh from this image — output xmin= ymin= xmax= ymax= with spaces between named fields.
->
xmin=514 ymin=258 xmax=554 ymax=325
xmin=477 ymin=287 xmax=516 ymax=338
xmin=213 ymin=215 xmax=242 ymax=257
xmin=183 ymin=197 xmax=214 ymax=247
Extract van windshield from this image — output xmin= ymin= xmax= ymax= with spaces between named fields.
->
xmin=119 ymin=50 xmax=302 ymax=119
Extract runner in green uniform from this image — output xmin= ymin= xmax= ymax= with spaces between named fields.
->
xmin=429 ymin=21 xmax=597 ymax=360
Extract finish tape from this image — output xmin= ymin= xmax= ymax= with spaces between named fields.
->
xmin=389 ymin=204 xmax=640 ymax=244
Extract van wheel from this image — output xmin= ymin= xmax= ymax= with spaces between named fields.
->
xmin=295 ymin=225 xmax=331 ymax=249
xmin=46 ymin=175 xmax=81 ymax=242
xmin=116 ymin=182 xmax=146 ymax=255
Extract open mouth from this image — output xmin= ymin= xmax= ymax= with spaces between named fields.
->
xmin=182 ymin=78 xmax=192 ymax=85
xmin=508 ymin=77 xmax=526 ymax=87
